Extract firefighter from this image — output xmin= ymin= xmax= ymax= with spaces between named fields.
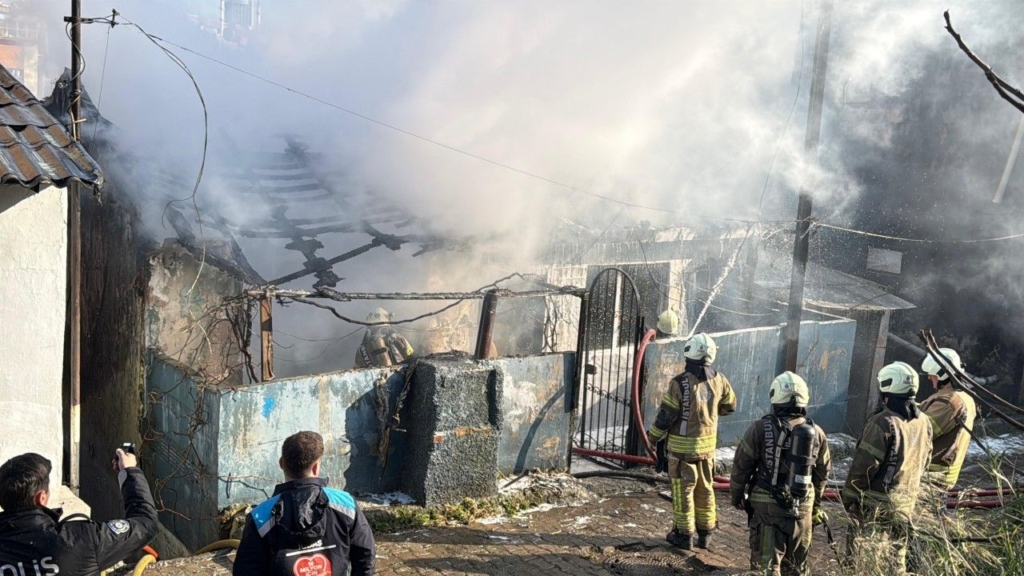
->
xmin=656 ymin=309 xmax=680 ymax=338
xmin=648 ymin=332 xmax=737 ymax=550
xmin=353 ymin=307 xmax=414 ymax=368
xmin=920 ymin=348 xmax=976 ymax=491
xmin=730 ymin=372 xmax=831 ymax=576
xmin=842 ymin=361 xmax=932 ymax=574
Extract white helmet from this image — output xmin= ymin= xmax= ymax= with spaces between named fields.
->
xmin=921 ymin=348 xmax=963 ymax=382
xmin=769 ymin=371 xmax=810 ymax=407
xmin=683 ymin=333 xmax=717 ymax=364
xmin=657 ymin=310 xmax=680 ymax=336
xmin=877 ymin=361 xmax=919 ymax=396
xmin=366 ymin=307 xmax=392 ymax=323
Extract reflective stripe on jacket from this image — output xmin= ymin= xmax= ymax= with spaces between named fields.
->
xmin=649 ymin=370 xmax=737 ymax=458
xmin=921 ymin=385 xmax=976 ymax=488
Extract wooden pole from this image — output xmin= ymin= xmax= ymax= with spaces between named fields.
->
xmin=260 ymin=295 xmax=275 ymax=381
xmin=784 ymin=0 xmax=833 ymax=371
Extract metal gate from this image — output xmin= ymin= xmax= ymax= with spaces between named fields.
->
xmin=572 ymin=268 xmax=652 ymax=466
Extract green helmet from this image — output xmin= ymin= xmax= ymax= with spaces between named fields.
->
xmin=921 ymin=348 xmax=962 ymax=382
xmin=877 ymin=361 xmax=919 ymax=395
xmin=684 ymin=333 xmax=717 ymax=364
xmin=657 ymin=309 xmax=680 ymax=336
xmin=769 ymin=371 xmax=810 ymax=407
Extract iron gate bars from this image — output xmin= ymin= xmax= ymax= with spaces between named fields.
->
xmin=573 ymin=267 xmax=648 ymax=466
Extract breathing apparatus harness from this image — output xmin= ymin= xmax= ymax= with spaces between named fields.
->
xmin=756 ymin=412 xmax=819 ymax=517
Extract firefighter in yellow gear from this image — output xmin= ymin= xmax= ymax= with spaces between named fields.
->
xmin=730 ymin=372 xmax=831 ymax=576
xmin=648 ymin=333 xmax=737 ymax=550
xmin=842 ymin=361 xmax=932 ymax=575
xmin=353 ymin=308 xmax=415 ymax=368
xmin=919 ymin=348 xmax=976 ymax=490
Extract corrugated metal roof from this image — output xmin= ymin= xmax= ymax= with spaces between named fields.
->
xmin=0 ymin=65 xmax=103 ymax=189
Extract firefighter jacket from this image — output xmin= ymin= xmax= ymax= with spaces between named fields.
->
xmin=842 ymin=405 xmax=932 ymax=518
xmin=354 ymin=328 xmax=414 ymax=368
xmin=234 ymin=477 xmax=376 ymax=576
xmin=730 ymin=413 xmax=831 ymax=516
xmin=920 ymin=384 xmax=976 ymax=488
xmin=649 ymin=367 xmax=737 ymax=459
xmin=0 ymin=468 xmax=158 ymax=576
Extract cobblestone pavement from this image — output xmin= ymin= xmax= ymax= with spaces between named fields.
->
xmin=374 ymin=482 xmax=848 ymax=575
xmin=138 ymin=480 xmax=848 ymax=575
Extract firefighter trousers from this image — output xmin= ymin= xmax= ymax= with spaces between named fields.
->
xmin=667 ymin=453 xmax=716 ymax=534
xmin=748 ymin=501 xmax=812 ymax=576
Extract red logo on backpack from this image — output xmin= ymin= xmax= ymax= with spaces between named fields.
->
xmin=292 ymin=552 xmax=332 ymax=576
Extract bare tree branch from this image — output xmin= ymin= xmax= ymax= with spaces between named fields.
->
xmin=944 ymin=10 xmax=1024 ymax=114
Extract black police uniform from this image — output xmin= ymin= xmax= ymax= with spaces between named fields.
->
xmin=234 ymin=477 xmax=376 ymax=576
xmin=0 ymin=467 xmax=159 ymax=575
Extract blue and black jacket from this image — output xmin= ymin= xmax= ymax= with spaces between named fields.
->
xmin=233 ymin=477 xmax=375 ymax=576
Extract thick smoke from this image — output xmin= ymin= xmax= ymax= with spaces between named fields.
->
xmin=25 ymin=0 xmax=1024 ymax=377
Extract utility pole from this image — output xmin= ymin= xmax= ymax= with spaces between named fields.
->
xmin=67 ymin=0 xmax=82 ymax=494
xmin=784 ymin=0 xmax=833 ymax=372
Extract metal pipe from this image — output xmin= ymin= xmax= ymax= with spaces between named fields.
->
xmin=784 ymin=0 xmax=833 ymax=371
xmin=260 ymin=295 xmax=274 ymax=381
xmin=67 ymin=0 xmax=83 ymax=495
xmin=249 ymin=287 xmax=585 ymax=301
xmin=474 ymin=290 xmax=499 ymax=360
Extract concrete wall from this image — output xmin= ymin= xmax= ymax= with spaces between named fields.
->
xmin=642 ymin=319 xmax=855 ymax=445
xmin=216 ymin=367 xmax=410 ymax=507
xmin=0 ymin=184 xmax=67 ymax=497
xmin=492 ymin=354 xmax=573 ymax=474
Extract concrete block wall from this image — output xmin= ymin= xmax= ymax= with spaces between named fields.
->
xmin=145 ymin=352 xmax=575 ymax=546
xmin=402 ymin=359 xmax=502 ymax=506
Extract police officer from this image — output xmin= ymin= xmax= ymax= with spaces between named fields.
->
xmin=0 ymin=449 xmax=158 ymax=575
xmin=648 ymin=333 xmax=737 ymax=550
xmin=354 ymin=307 xmax=415 ymax=368
xmin=920 ymin=348 xmax=977 ymax=491
xmin=842 ymin=361 xmax=932 ymax=574
xmin=730 ymin=372 xmax=831 ymax=576
xmin=234 ymin=431 xmax=376 ymax=576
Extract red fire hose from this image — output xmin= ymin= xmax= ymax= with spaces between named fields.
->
xmin=632 ymin=329 xmax=659 ymax=464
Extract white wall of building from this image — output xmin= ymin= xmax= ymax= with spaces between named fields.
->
xmin=0 ymin=183 xmax=66 ymax=496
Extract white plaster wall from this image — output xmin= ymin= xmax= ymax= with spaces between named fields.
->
xmin=0 ymin=184 xmax=66 ymax=496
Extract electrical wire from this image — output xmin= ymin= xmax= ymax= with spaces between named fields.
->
xmin=814 ymin=222 xmax=1024 ymax=244
xmin=88 ymin=23 xmax=112 ymax=145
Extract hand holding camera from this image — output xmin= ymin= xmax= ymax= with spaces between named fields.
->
xmin=111 ymin=443 xmax=138 ymax=472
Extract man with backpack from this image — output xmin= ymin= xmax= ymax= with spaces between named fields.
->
xmin=729 ymin=371 xmax=832 ymax=576
xmin=234 ymin=431 xmax=376 ymax=575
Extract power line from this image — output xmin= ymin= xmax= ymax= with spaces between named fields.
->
xmin=814 ymin=222 xmax=1024 ymax=244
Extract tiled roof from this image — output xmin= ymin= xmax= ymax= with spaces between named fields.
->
xmin=0 ymin=65 xmax=103 ymax=189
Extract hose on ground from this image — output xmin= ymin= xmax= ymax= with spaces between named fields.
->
xmin=194 ymin=539 xmax=241 ymax=555
xmin=575 ymin=470 xmax=1011 ymax=508
xmin=132 ymin=554 xmax=156 ymax=576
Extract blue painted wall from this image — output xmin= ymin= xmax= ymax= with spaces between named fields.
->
xmin=216 ymin=367 xmax=410 ymax=508
xmin=145 ymin=355 xmax=221 ymax=551
xmin=642 ymin=319 xmax=855 ymax=445
xmin=490 ymin=353 xmax=574 ymax=474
